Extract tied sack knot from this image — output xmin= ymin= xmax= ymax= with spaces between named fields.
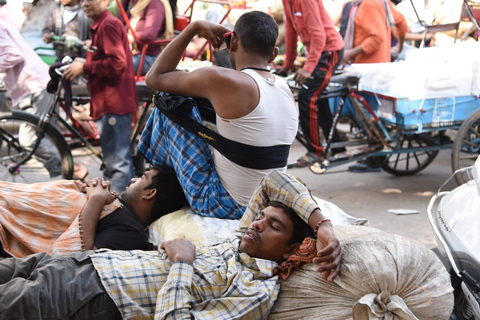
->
xmin=353 ymin=290 xmax=418 ymax=320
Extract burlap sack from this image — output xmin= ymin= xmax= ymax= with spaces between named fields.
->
xmin=268 ymin=225 xmax=454 ymax=320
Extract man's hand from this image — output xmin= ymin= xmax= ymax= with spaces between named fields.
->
xmin=294 ymin=69 xmax=311 ymax=87
xmin=341 ymin=48 xmax=356 ymax=65
xmin=43 ymin=32 xmax=54 ymax=44
xmin=192 ymin=20 xmax=230 ymax=50
xmin=313 ymin=223 xmax=342 ymax=282
xmin=81 ymin=177 xmax=117 ymax=205
xmin=160 ymin=238 xmax=196 ymax=265
xmin=63 ymin=58 xmax=85 ymax=82
xmin=274 ymin=66 xmax=290 ymax=77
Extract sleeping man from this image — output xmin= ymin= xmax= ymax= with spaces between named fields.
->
xmin=0 ymin=170 xmax=341 ymax=319
xmin=0 ymin=165 xmax=188 ymax=258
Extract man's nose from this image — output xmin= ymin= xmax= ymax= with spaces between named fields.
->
xmin=251 ymin=219 xmax=265 ymax=232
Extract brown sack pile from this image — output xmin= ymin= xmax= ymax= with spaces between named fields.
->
xmin=268 ymin=225 xmax=454 ymax=320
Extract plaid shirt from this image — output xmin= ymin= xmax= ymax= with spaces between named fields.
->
xmin=90 ymin=170 xmax=318 ymax=319
xmin=137 ymin=106 xmax=245 ymax=219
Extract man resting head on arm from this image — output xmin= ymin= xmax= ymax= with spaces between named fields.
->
xmin=0 ymin=170 xmax=340 ymax=319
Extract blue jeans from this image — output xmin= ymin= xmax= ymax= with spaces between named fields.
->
xmin=132 ymin=54 xmax=156 ymax=76
xmin=97 ymin=113 xmax=134 ymax=193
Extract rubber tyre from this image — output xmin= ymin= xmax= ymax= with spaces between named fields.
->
xmin=451 ymin=108 xmax=480 ymax=185
xmin=0 ymin=111 xmax=73 ymax=182
xmin=374 ymin=133 xmax=439 ymax=176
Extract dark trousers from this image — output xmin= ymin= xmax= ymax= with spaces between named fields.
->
xmin=0 ymin=252 xmax=121 ymax=319
xmin=298 ymin=49 xmax=344 ymax=156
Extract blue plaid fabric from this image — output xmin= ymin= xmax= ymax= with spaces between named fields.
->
xmin=137 ymin=106 xmax=245 ymax=219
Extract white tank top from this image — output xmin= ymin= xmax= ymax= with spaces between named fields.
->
xmin=213 ymin=69 xmax=298 ymax=206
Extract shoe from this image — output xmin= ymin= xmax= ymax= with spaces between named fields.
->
xmin=348 ymin=160 xmax=381 ymax=173
xmin=293 ymin=152 xmax=322 ymax=168
xmin=73 ymin=164 xmax=89 ymax=181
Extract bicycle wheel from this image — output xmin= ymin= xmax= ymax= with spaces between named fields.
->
xmin=451 ymin=108 xmax=480 ymax=185
xmin=374 ymin=133 xmax=439 ymax=176
xmin=0 ymin=111 xmax=74 ymax=183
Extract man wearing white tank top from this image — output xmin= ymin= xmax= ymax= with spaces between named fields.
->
xmin=139 ymin=11 xmax=298 ymax=219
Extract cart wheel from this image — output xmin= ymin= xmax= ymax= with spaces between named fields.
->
xmin=373 ymin=134 xmax=439 ymax=176
xmin=451 ymin=108 xmax=480 ymax=185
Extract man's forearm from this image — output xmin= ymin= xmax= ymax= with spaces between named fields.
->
xmin=79 ymin=195 xmax=105 ymax=250
xmin=146 ymin=21 xmax=199 ymax=80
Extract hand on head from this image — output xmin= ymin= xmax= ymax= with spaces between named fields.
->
xmin=192 ymin=20 xmax=231 ymax=50
xmin=313 ymin=224 xmax=342 ymax=282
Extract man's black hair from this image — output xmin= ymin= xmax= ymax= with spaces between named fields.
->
xmin=146 ymin=165 xmax=188 ymax=221
xmin=0 ymin=0 xmax=7 ymax=6
xmin=267 ymin=201 xmax=314 ymax=244
xmin=234 ymin=10 xmax=278 ymax=58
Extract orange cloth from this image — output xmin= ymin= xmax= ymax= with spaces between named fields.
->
xmin=0 ymin=180 xmax=86 ymax=257
xmin=274 ymin=237 xmax=317 ymax=280
xmin=352 ymin=0 xmax=408 ymax=63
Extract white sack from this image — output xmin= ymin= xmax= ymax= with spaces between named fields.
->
xmin=268 ymin=225 xmax=454 ymax=320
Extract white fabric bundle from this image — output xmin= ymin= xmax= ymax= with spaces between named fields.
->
xmin=268 ymin=225 xmax=454 ymax=320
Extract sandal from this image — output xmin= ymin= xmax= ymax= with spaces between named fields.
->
xmin=293 ymin=152 xmax=322 ymax=168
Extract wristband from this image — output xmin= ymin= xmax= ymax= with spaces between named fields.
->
xmin=314 ymin=219 xmax=332 ymax=237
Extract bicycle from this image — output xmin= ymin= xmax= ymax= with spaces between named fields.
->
xmin=287 ymin=70 xmax=455 ymax=176
xmin=0 ymin=63 xmax=155 ymax=183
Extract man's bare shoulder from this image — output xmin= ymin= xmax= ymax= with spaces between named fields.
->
xmin=190 ymin=66 xmax=259 ymax=118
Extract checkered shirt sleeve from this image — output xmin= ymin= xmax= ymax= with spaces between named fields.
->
xmin=237 ymin=169 xmax=319 ymax=234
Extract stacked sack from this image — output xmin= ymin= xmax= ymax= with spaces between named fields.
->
xmin=268 ymin=225 xmax=454 ymax=320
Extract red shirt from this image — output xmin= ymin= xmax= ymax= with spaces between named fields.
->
xmin=83 ymin=10 xmax=138 ymax=120
xmin=283 ymin=0 xmax=344 ymax=74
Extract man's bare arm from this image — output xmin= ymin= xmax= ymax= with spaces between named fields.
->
xmin=80 ymin=178 xmax=117 ymax=250
xmin=308 ymin=209 xmax=341 ymax=282
xmin=145 ymin=20 xmax=259 ymax=119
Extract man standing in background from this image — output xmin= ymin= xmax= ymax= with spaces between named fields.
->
xmin=42 ymin=0 xmax=91 ymax=60
xmin=277 ymin=0 xmax=345 ymax=167
xmin=63 ymin=0 xmax=138 ymax=193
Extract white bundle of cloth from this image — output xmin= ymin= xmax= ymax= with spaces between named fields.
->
xmin=349 ymin=42 xmax=480 ymax=99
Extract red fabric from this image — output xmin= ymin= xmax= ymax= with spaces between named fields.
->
xmin=353 ymin=0 xmax=408 ymax=63
xmin=274 ymin=237 xmax=317 ymax=281
xmin=282 ymin=0 xmax=344 ymax=74
xmin=129 ymin=0 xmax=166 ymax=56
xmin=83 ymin=10 xmax=138 ymax=120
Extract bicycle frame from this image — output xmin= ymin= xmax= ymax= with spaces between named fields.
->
xmin=6 ymin=76 xmax=154 ymax=177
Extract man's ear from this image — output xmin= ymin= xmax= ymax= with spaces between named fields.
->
xmin=142 ymin=188 xmax=157 ymax=200
xmin=268 ymin=46 xmax=279 ymax=63
xmin=282 ymin=243 xmax=300 ymax=260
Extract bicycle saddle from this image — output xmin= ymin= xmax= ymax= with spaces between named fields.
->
xmin=136 ymin=81 xmax=157 ymax=102
xmin=330 ymin=71 xmax=361 ymax=86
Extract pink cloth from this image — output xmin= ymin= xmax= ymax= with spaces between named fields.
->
xmin=0 ymin=4 xmax=26 ymax=31
xmin=0 ymin=20 xmax=49 ymax=106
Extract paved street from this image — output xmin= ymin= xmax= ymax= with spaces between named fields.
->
xmin=288 ymin=143 xmax=457 ymax=249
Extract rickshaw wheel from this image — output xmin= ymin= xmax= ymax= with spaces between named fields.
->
xmin=373 ymin=134 xmax=439 ymax=176
xmin=452 ymin=108 xmax=480 ymax=185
